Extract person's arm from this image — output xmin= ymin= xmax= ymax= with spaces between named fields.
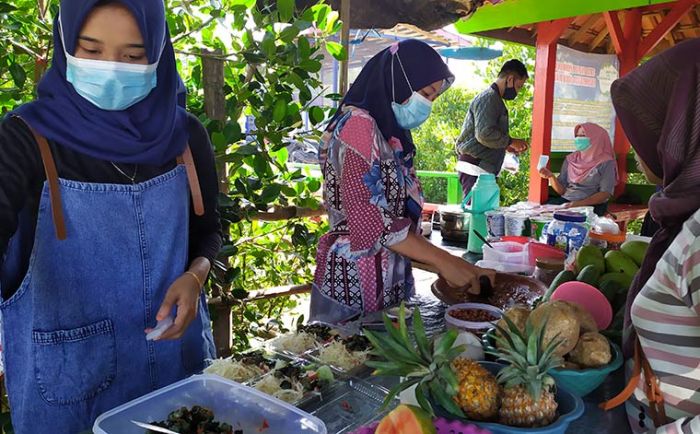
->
xmin=474 ymin=95 xmax=511 ymax=150
xmin=647 ymin=221 xmax=700 ymax=434
xmin=0 ymin=117 xmax=43 ymax=261
xmin=186 ymin=114 xmax=222 ymax=269
xmin=539 ymin=165 xmax=567 ymax=195
xmin=389 ymin=232 xmax=495 ymax=292
xmin=566 ymin=192 xmax=611 ymax=208
xmin=154 ymin=115 xmax=222 ymax=341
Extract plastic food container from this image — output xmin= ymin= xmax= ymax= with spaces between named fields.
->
xmin=546 ymin=211 xmax=589 ymax=255
xmin=528 ymin=242 xmax=566 ymax=266
xmin=483 ymin=241 xmax=529 ymax=264
xmin=475 ymin=260 xmax=535 ymax=275
xmin=588 ymin=230 xmax=626 ymax=251
xmin=93 ymin=374 xmax=327 ymax=434
xmin=532 ymin=258 xmax=566 ymax=287
xmin=445 ymin=303 xmax=503 ymax=336
xmin=485 ymin=210 xmax=506 ymax=238
xmin=530 ymin=215 xmax=553 ymax=242
xmin=504 ymin=213 xmax=531 ymax=237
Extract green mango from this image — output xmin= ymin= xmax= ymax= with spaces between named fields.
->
xmin=544 ymin=270 xmax=576 ymax=301
xmin=599 ymin=272 xmax=634 ymax=290
xmin=620 ymin=240 xmax=649 ymax=267
xmin=576 ymin=245 xmax=605 ymax=273
xmin=577 ymin=264 xmax=602 ymax=286
xmin=605 ymin=250 xmax=640 ymax=276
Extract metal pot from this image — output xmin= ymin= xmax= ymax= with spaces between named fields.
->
xmin=439 ymin=208 xmax=470 ymax=243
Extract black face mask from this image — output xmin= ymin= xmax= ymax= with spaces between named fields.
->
xmin=503 ymin=82 xmax=517 ymax=100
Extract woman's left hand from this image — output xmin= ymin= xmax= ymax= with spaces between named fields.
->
xmin=147 ymin=272 xmax=201 ymax=340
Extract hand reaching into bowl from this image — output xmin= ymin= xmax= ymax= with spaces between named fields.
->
xmin=438 ymin=255 xmax=496 ymax=295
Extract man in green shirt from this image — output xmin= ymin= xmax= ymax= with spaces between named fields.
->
xmin=456 ymin=59 xmax=530 ymax=198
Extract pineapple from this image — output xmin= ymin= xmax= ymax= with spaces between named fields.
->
xmin=451 ymin=358 xmax=500 ymax=420
xmin=363 ymin=303 xmax=503 ymax=421
xmin=490 ymin=314 xmax=564 ymax=428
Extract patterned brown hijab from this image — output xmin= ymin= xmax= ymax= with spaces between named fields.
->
xmin=611 ymin=38 xmax=700 ymax=357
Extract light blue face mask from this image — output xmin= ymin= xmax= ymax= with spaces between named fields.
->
xmin=390 ymin=53 xmax=433 ymax=130
xmin=574 ymin=136 xmax=592 ymax=152
xmin=60 ymin=15 xmax=161 ymax=111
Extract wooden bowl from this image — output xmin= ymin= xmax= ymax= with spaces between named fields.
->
xmin=431 ymin=273 xmax=546 ymax=309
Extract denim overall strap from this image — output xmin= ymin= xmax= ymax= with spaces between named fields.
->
xmin=0 ymin=131 xmax=215 ymax=434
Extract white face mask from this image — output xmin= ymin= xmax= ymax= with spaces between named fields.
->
xmin=59 ymin=12 xmax=164 ymax=111
xmin=390 ymin=52 xmax=433 ymax=130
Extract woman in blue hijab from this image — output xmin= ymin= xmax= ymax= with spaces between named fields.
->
xmin=311 ymin=40 xmax=496 ymax=324
xmin=0 ymin=1 xmax=220 ymax=432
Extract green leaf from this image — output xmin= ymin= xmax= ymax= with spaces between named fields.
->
xmin=325 ymin=41 xmax=347 ymax=61
xmin=231 ymin=287 xmax=249 ymax=299
xmin=279 ymin=25 xmax=300 ymax=43
xmin=308 ymin=106 xmax=324 ymax=125
xmin=414 ymin=382 xmax=434 ymax=417
xmin=9 ymin=62 xmax=26 ymax=88
xmin=380 ymin=378 xmax=419 ymax=412
xmin=434 ymin=329 xmax=458 ymax=358
xmin=413 ymin=308 xmax=431 ymax=362
xmin=211 ymin=132 xmax=227 ymax=150
xmin=429 ymin=379 xmax=465 ymax=418
xmin=277 ymin=0 xmax=294 ymax=22
xmin=235 ymin=144 xmax=258 ymax=156
xmin=0 ymin=2 xmax=17 ymax=12
xmin=272 ymin=99 xmax=288 ymax=123
xmin=260 ymin=184 xmax=282 ymax=203
xmin=231 ymin=0 xmax=256 ymax=8
xmin=220 ymin=244 xmax=239 ymax=257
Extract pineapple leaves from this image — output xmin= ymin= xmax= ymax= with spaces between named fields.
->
xmin=429 ymin=378 xmax=465 ymax=418
xmin=363 ymin=328 xmax=424 ymax=367
xmin=415 ymin=382 xmax=434 ymax=417
xmin=437 ymin=364 xmax=459 ymax=396
xmin=365 ymin=360 xmax=428 ymax=377
xmin=397 ymin=302 xmax=410 ymax=344
xmin=412 ymin=305 xmax=432 ymax=362
xmin=380 ymin=377 xmax=421 ymax=411
xmin=434 ymin=329 xmax=459 ymax=358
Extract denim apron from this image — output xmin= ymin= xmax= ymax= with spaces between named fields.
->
xmin=0 ymin=126 xmax=215 ymax=434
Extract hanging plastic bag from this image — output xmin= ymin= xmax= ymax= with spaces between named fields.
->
xmin=501 ymin=152 xmax=520 ymax=174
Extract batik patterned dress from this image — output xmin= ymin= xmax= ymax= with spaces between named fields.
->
xmin=310 ymin=107 xmax=423 ymax=323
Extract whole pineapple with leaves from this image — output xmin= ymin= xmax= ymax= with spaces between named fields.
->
xmin=451 ymin=357 xmax=501 ymax=420
xmin=363 ymin=303 xmax=499 ymax=420
xmin=489 ymin=315 xmax=564 ymax=428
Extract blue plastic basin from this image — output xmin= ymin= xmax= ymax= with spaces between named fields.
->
xmin=433 ymin=362 xmax=585 ymax=434
xmin=550 ymin=342 xmax=623 ymax=397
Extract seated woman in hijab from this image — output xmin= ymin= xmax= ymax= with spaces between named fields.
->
xmin=598 ymin=38 xmax=700 ymax=434
xmin=310 ymin=40 xmax=495 ymax=323
xmin=539 ymin=122 xmax=617 ymax=216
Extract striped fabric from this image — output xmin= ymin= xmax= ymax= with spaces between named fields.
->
xmin=627 ymin=208 xmax=700 ymax=433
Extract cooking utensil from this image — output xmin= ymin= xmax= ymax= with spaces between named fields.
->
xmin=472 ymin=229 xmax=494 ymax=249
xmin=131 ymin=420 xmax=179 ymax=434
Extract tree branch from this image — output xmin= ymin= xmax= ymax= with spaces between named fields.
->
xmin=10 ymin=40 xmax=42 ymax=59
xmin=172 ymin=16 xmax=217 ymax=44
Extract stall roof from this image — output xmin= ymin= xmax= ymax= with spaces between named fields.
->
xmin=455 ymin=0 xmax=700 ymax=55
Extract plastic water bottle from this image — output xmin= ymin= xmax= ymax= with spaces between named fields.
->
xmin=462 ymin=174 xmax=500 ymax=253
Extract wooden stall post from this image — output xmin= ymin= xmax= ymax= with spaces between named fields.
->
xmin=202 ymin=49 xmax=233 ymax=358
xmin=528 ymin=18 xmax=573 ymax=204
xmin=338 ymin=0 xmax=352 ymax=95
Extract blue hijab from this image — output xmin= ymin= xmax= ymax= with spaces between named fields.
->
xmin=12 ymin=0 xmax=188 ymax=166
xmin=329 ymin=39 xmax=454 ymax=155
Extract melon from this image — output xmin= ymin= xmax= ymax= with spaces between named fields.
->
xmin=375 ymin=404 xmax=435 ymax=434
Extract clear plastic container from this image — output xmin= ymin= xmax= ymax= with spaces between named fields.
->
xmin=546 ymin=211 xmax=590 ymax=255
xmin=482 ymin=241 xmax=529 ymax=264
xmin=93 ymin=374 xmax=327 ymax=434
